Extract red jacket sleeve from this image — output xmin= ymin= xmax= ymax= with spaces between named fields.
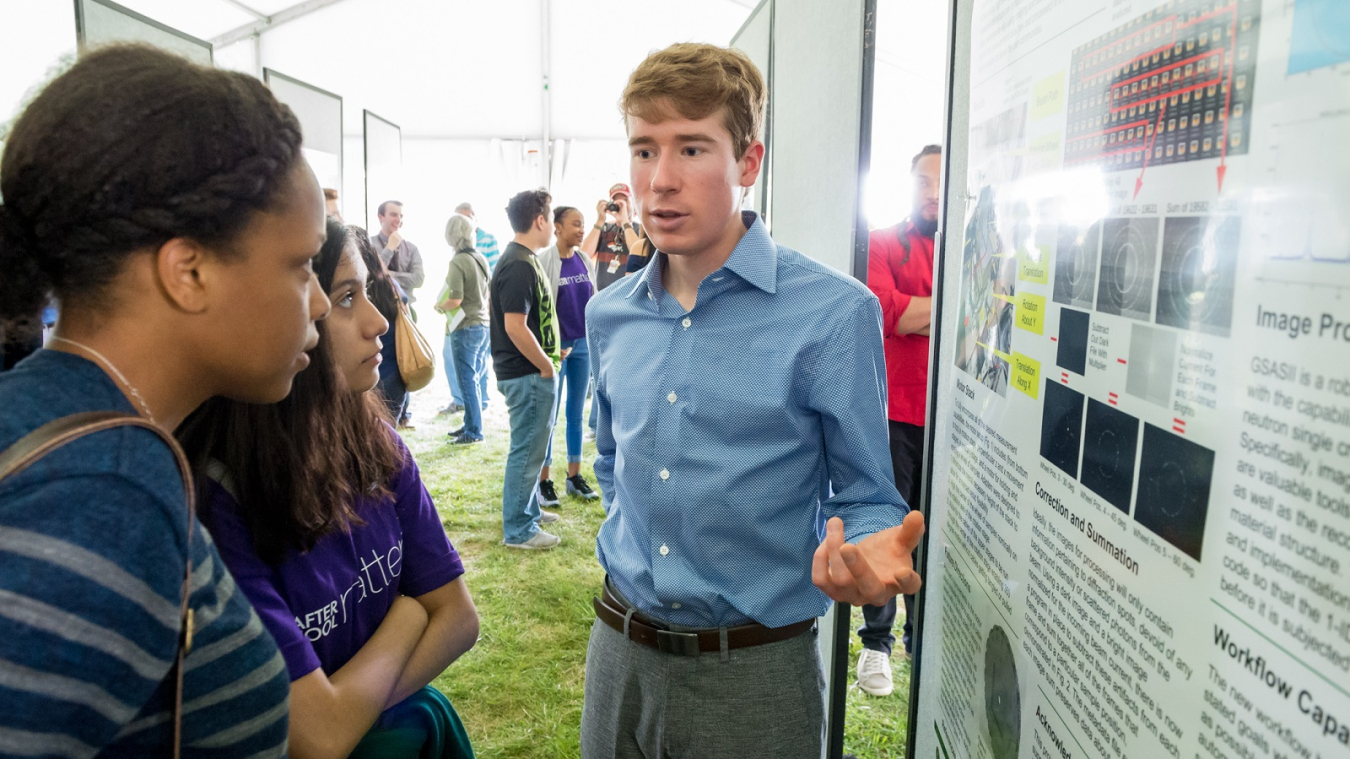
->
xmin=867 ymin=228 xmax=912 ymax=336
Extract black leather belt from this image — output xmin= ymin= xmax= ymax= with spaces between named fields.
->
xmin=592 ymin=584 xmax=815 ymax=657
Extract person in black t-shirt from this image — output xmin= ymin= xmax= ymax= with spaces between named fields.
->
xmin=489 ymin=189 xmax=563 ymax=550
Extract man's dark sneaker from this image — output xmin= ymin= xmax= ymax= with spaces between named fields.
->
xmin=566 ymin=474 xmax=600 ymax=500
xmin=447 ymin=432 xmax=483 ymax=445
xmin=447 ymin=426 xmax=465 ymax=437
xmin=438 ymin=403 xmax=464 ymax=416
xmin=535 ymin=479 xmax=560 ymax=507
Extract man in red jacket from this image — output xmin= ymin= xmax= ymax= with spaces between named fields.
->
xmin=857 ymin=144 xmax=941 ymax=696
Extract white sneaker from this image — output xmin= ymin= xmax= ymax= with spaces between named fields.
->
xmin=539 ymin=509 xmax=560 ymax=524
xmin=857 ymin=649 xmax=894 ymax=696
xmin=503 ymin=530 xmax=561 ymax=550
xmin=584 ymin=428 xmax=596 ymax=442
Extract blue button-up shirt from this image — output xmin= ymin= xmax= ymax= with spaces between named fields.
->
xmin=586 ymin=211 xmax=908 ymax=629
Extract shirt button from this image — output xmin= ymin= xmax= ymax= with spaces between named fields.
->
xmin=672 ymin=602 xmax=682 ymax=609
xmin=660 ymin=544 xmax=670 ymax=556
xmin=667 ymin=392 xmax=677 ymax=404
xmin=682 ymin=317 xmax=692 ymax=329
xmin=660 ymin=468 xmax=670 ymax=481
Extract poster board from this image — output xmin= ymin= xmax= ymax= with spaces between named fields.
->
xmin=74 ymin=0 xmax=212 ymax=65
xmin=363 ymin=110 xmax=402 ymax=232
xmin=730 ymin=0 xmax=774 ymax=222
xmin=768 ymin=0 xmax=874 ymax=282
xmin=913 ymin=1 xmax=1350 ymax=758
xmin=265 ymin=69 xmax=344 ymax=215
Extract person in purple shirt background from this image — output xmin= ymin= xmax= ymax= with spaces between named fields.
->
xmin=179 ymin=218 xmax=479 ymax=759
xmin=536 ymin=206 xmax=602 ymax=502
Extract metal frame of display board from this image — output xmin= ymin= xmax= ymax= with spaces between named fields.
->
xmin=906 ymin=0 xmax=964 ymax=756
xmin=73 ymin=0 xmax=214 ymax=63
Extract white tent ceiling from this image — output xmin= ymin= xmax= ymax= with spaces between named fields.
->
xmin=90 ymin=0 xmax=759 ymax=140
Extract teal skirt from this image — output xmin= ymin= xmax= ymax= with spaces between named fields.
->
xmin=349 ymin=686 xmax=475 ymax=759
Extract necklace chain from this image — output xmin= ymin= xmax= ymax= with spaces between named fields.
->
xmin=49 ymin=337 xmax=157 ymax=425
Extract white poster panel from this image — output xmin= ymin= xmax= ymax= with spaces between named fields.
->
xmin=265 ymin=70 xmax=343 ymax=213
xmin=363 ymin=110 xmax=402 ymax=233
xmin=76 ymin=0 xmax=211 ymax=65
xmin=769 ymin=0 xmax=868 ymax=279
xmin=915 ymin=1 xmax=1350 ymax=758
xmin=730 ymin=0 xmax=772 ymax=218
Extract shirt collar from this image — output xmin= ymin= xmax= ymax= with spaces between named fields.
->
xmin=624 ymin=211 xmax=776 ymax=302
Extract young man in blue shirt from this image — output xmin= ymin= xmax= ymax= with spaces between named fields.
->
xmin=581 ymin=42 xmax=926 ymax=757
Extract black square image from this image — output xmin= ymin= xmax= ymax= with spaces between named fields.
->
xmin=1054 ymin=222 xmax=1100 ymax=309
xmin=1156 ymin=216 xmax=1239 ymax=336
xmin=1080 ymin=399 xmax=1139 ymax=513
xmin=1040 ymin=380 xmax=1085 ymax=479
xmin=1134 ymin=424 xmax=1215 ymax=561
xmin=1057 ymin=308 xmax=1090 ymax=376
xmin=1097 ymin=218 xmax=1160 ymax=321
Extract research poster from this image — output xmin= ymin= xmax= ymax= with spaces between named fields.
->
xmin=916 ymin=1 xmax=1350 ymax=758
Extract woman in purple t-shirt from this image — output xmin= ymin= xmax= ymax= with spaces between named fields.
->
xmin=536 ymin=206 xmax=600 ymax=503
xmin=179 ymin=218 xmax=479 ymax=758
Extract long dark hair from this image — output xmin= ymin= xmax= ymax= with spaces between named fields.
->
xmin=356 ymin=229 xmax=401 ymax=324
xmin=178 ymin=218 xmax=401 ymax=565
xmin=0 ymin=45 xmax=303 ymax=326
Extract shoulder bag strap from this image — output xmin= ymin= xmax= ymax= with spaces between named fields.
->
xmin=0 ymin=411 xmax=196 ymax=758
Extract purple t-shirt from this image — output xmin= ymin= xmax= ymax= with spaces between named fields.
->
xmin=203 ymin=429 xmax=465 ymax=680
xmin=556 ymin=252 xmax=593 ymax=342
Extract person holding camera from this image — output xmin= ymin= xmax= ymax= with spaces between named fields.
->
xmin=582 ymin=183 xmax=642 ymax=292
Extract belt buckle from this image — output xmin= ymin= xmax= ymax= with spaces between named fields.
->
xmin=656 ymin=629 xmax=701 ymax=657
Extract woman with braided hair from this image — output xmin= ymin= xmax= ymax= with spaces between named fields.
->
xmin=0 ymin=45 xmax=330 ymax=755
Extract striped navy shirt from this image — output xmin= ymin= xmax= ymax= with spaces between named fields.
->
xmin=0 ymin=350 xmax=289 ymax=758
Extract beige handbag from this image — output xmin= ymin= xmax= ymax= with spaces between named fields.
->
xmin=395 ymin=301 xmax=437 ymax=392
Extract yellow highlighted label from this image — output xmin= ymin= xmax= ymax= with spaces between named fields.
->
xmin=1018 ymin=245 xmax=1050 ymax=284
xmin=1012 ymin=353 xmax=1041 ymax=399
xmin=1028 ymin=133 xmax=1063 ymax=175
xmin=1016 ymin=292 xmax=1046 ymax=335
xmin=1032 ymin=72 xmax=1065 ymax=120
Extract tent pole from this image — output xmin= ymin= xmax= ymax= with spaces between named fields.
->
xmin=541 ymin=0 xmax=553 ymax=191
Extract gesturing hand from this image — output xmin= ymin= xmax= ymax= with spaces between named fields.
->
xmin=811 ymin=511 xmax=925 ymax=607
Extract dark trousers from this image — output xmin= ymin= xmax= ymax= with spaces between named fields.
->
xmin=859 ymin=420 xmax=925 ymax=656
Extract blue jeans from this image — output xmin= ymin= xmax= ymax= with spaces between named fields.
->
xmin=443 ymin=331 xmax=490 ymax=409
xmin=450 ymin=326 xmax=489 ymax=439
xmin=442 ymin=333 xmax=463 ymax=407
xmin=499 ymin=372 xmax=558 ymax=544
xmin=546 ymin=339 xmax=590 ymax=467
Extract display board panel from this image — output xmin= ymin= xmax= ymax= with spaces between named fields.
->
xmin=914 ymin=1 xmax=1350 ymax=758
xmin=730 ymin=0 xmax=773 ymax=220
xmin=363 ymin=110 xmax=402 ymax=232
xmin=75 ymin=0 xmax=211 ymax=65
xmin=769 ymin=0 xmax=871 ymax=281
xmin=265 ymin=69 xmax=344 ymax=215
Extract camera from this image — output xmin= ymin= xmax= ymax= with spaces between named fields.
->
xmin=606 ymin=202 xmax=621 ymax=213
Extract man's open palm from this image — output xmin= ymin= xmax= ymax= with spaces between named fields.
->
xmin=811 ymin=511 xmax=925 ymax=607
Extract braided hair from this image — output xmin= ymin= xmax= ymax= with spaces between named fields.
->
xmin=0 ymin=44 xmax=304 ymax=325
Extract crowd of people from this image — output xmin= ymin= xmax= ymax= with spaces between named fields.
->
xmin=0 ymin=39 xmax=929 ymax=759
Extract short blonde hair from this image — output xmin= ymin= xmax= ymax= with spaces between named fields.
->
xmin=621 ymin=43 xmax=766 ymax=159
xmin=444 ymin=213 xmax=475 ymax=253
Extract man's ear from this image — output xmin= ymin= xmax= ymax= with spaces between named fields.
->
xmin=154 ymin=238 xmax=213 ymax=314
xmin=738 ymin=140 xmax=766 ymax=189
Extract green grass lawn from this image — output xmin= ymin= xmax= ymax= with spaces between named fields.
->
xmin=401 ymin=385 xmax=911 ymax=758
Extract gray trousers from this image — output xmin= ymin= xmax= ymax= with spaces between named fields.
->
xmin=580 ymin=618 xmax=825 ymax=758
